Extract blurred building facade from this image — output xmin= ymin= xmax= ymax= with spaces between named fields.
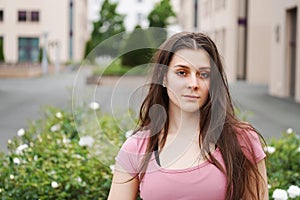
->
xmin=117 ymin=0 xmax=159 ymax=31
xmin=0 ymin=0 xmax=89 ymax=64
xmin=269 ymin=1 xmax=300 ymax=103
xmin=178 ymin=0 xmax=300 ymax=103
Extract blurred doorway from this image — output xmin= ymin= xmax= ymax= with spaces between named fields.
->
xmin=285 ymin=7 xmax=297 ymax=98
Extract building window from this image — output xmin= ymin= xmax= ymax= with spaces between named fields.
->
xmin=18 ymin=37 xmax=39 ymax=62
xmin=0 ymin=10 xmax=3 ymax=22
xmin=18 ymin=11 xmax=27 ymax=22
xmin=31 ymin=11 xmax=39 ymax=22
xmin=18 ymin=10 xmax=40 ymax=22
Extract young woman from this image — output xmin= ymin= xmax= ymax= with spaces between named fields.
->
xmin=108 ymin=32 xmax=268 ymax=200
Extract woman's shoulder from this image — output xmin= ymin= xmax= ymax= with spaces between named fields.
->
xmin=234 ymin=122 xmax=266 ymax=163
xmin=115 ymin=130 xmax=151 ymax=176
xmin=120 ymin=129 xmax=150 ymax=154
xmin=234 ymin=122 xmax=261 ymax=145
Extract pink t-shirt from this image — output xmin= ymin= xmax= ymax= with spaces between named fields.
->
xmin=116 ymin=130 xmax=266 ymax=200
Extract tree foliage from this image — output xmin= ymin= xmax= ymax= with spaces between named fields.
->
xmin=121 ymin=0 xmax=177 ymax=68
xmin=147 ymin=0 xmax=176 ymax=28
xmin=146 ymin=0 xmax=176 ymax=51
xmin=121 ymin=27 xmax=154 ymax=67
xmin=84 ymin=0 xmax=125 ymax=58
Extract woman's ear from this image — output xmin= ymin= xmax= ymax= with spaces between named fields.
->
xmin=162 ymin=77 xmax=167 ymax=87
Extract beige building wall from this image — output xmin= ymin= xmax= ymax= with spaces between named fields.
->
xmin=0 ymin=0 xmax=88 ymax=64
xmin=73 ymin=0 xmax=89 ymax=61
xmin=186 ymin=0 xmax=272 ymax=84
xmin=178 ymin=0 xmax=300 ymax=103
xmin=247 ymin=0 xmax=272 ymax=84
xmin=269 ymin=1 xmax=300 ymax=103
xmin=178 ymin=0 xmax=195 ymax=32
xmin=199 ymin=0 xmax=239 ymax=82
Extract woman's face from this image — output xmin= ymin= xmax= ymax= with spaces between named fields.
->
xmin=165 ymin=48 xmax=210 ymax=114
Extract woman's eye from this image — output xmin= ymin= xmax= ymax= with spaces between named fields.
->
xmin=176 ymin=71 xmax=187 ymax=76
xmin=199 ymin=72 xmax=210 ymax=79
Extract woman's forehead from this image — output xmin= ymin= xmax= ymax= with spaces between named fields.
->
xmin=170 ymin=49 xmax=211 ymax=68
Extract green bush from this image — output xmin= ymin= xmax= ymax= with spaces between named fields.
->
xmin=92 ymin=59 xmax=149 ymax=76
xmin=0 ymin=106 xmax=131 ymax=199
xmin=267 ymin=129 xmax=300 ymax=199
xmin=1 ymin=105 xmax=299 ymax=199
xmin=38 ymin=46 xmax=50 ymax=64
xmin=121 ymin=28 xmax=155 ymax=67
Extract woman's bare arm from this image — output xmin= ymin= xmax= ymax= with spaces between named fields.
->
xmin=108 ymin=168 xmax=139 ymax=200
xmin=257 ymin=159 xmax=269 ymax=200
xmin=244 ymin=159 xmax=269 ymax=200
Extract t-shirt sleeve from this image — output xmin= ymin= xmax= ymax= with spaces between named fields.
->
xmin=115 ymin=133 xmax=150 ymax=177
xmin=237 ymin=129 xmax=266 ymax=163
xmin=115 ymin=136 xmax=140 ymax=177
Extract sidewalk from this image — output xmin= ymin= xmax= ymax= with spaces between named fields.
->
xmin=230 ymin=81 xmax=300 ymax=140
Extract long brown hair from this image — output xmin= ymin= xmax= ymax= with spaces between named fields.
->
xmin=134 ymin=32 xmax=266 ymax=199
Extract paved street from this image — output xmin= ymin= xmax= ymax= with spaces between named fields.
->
xmin=0 ymin=67 xmax=300 ymax=152
xmin=230 ymin=82 xmax=300 ymax=139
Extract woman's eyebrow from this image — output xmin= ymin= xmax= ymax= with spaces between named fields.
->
xmin=173 ymin=65 xmax=211 ymax=70
xmin=198 ymin=66 xmax=211 ymax=70
xmin=173 ymin=65 xmax=190 ymax=69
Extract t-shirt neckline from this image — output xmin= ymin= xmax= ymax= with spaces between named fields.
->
xmin=153 ymin=147 xmax=221 ymax=174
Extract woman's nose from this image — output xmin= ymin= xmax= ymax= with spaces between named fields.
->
xmin=186 ymin=74 xmax=199 ymax=90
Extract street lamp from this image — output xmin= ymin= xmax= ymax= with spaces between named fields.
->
xmin=42 ymin=32 xmax=48 ymax=75
xmin=49 ymin=40 xmax=61 ymax=74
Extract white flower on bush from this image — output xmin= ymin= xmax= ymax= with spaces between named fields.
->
xmin=297 ymin=146 xmax=300 ymax=153
xmin=89 ymin=101 xmax=100 ymax=110
xmin=55 ymin=112 xmax=63 ymax=119
xmin=9 ymin=174 xmax=14 ymax=180
xmin=50 ymin=124 xmax=61 ymax=132
xmin=272 ymin=189 xmax=288 ymax=200
xmin=79 ymin=136 xmax=94 ymax=147
xmin=268 ymin=184 xmax=272 ymax=189
xmin=0 ymin=188 xmax=3 ymax=193
xmin=77 ymin=177 xmax=82 ymax=183
xmin=287 ymin=185 xmax=300 ymax=198
xmin=110 ymin=165 xmax=115 ymax=174
xmin=34 ymin=155 xmax=38 ymax=161
xmin=15 ymin=144 xmax=29 ymax=155
xmin=286 ymin=128 xmax=294 ymax=134
xmin=62 ymin=137 xmax=70 ymax=144
xmin=264 ymin=146 xmax=276 ymax=154
xmin=17 ymin=128 xmax=25 ymax=137
xmin=48 ymin=171 xmax=56 ymax=175
xmin=125 ymin=130 xmax=133 ymax=138
xmin=73 ymin=154 xmax=84 ymax=160
xmin=13 ymin=158 xmax=21 ymax=165
xmin=7 ymin=139 xmax=12 ymax=144
xmin=51 ymin=181 xmax=59 ymax=188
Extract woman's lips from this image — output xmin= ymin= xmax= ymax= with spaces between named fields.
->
xmin=182 ymin=95 xmax=200 ymax=99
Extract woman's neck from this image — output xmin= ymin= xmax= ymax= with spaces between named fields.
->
xmin=168 ymin=107 xmax=201 ymax=140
